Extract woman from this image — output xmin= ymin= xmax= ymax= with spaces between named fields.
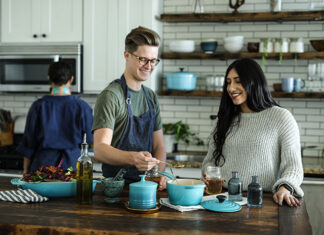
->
xmin=17 ymin=61 xmax=93 ymax=174
xmin=202 ymin=58 xmax=303 ymax=207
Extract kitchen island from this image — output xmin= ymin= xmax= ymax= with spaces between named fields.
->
xmin=0 ymin=176 xmax=312 ymax=235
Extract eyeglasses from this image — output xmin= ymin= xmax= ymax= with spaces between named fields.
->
xmin=129 ymin=52 xmax=160 ymax=66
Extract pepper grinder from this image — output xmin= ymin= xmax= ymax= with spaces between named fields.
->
xmin=247 ymin=176 xmax=263 ymax=208
xmin=228 ymin=171 xmax=243 ymax=201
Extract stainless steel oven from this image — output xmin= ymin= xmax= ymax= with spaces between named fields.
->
xmin=0 ymin=44 xmax=82 ymax=93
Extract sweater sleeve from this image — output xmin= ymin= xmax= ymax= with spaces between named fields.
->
xmin=202 ymin=130 xmax=217 ymax=176
xmin=272 ymin=110 xmax=304 ymax=197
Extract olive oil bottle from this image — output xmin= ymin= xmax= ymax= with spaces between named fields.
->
xmin=76 ymin=133 xmax=93 ymax=204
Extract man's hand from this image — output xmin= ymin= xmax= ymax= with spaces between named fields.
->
xmin=273 ymin=186 xmax=301 ymax=207
xmin=132 ymin=151 xmax=159 ymax=171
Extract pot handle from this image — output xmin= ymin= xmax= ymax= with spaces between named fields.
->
xmin=11 ymin=178 xmax=26 ymax=186
xmin=158 ymin=171 xmax=176 ymax=180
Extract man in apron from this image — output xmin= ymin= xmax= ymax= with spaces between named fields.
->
xmin=92 ymin=26 xmax=166 ymax=190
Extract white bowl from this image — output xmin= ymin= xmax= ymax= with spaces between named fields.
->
xmin=224 ymin=43 xmax=243 ymax=53
xmin=224 ymin=36 xmax=244 ymax=44
xmin=169 ymin=40 xmax=195 ymax=53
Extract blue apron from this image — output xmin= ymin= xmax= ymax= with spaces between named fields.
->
xmin=102 ymin=75 xmax=155 ymax=183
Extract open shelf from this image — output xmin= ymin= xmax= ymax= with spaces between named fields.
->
xmin=158 ymin=90 xmax=324 ymax=99
xmin=161 ymin=51 xmax=324 ymax=60
xmin=159 ymin=11 xmax=324 ymax=23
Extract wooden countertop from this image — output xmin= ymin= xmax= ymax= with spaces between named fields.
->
xmin=0 ymin=177 xmax=312 ymax=235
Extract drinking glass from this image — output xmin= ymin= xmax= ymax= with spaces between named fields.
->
xmin=204 ymin=166 xmax=223 ymax=194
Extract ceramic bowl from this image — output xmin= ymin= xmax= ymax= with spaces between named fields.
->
xmin=247 ymin=42 xmax=260 ymax=52
xmin=102 ymin=177 xmax=125 ymax=198
xmin=224 ymin=35 xmax=244 ymax=44
xmin=310 ymin=40 xmax=324 ymax=52
xmin=200 ymin=41 xmax=218 ymax=53
xmin=169 ymin=40 xmax=195 ymax=53
xmin=224 ymin=42 xmax=243 ymax=53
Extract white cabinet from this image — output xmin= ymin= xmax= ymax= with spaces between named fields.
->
xmin=83 ymin=0 xmax=162 ymax=93
xmin=1 ymin=0 xmax=82 ymax=43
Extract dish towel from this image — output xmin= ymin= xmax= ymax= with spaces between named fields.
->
xmin=160 ymin=192 xmax=247 ymax=212
xmin=0 ymin=189 xmax=49 ymax=203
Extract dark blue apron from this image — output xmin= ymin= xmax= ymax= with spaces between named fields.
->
xmin=102 ymin=75 xmax=155 ymax=183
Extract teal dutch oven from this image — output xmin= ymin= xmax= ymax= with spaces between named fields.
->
xmin=129 ymin=175 xmax=157 ymax=209
xmin=166 ymin=68 xmax=198 ymax=91
xmin=158 ymin=171 xmax=206 ymax=206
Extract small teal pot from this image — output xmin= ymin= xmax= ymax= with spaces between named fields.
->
xmin=158 ymin=171 xmax=205 ymax=206
xmin=129 ymin=175 xmax=157 ymax=209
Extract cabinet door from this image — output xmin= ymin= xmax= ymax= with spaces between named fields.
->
xmin=1 ymin=0 xmax=40 ymax=42
xmin=40 ymin=0 xmax=82 ymax=42
xmin=83 ymin=0 xmax=162 ymax=93
xmin=1 ymin=0 xmax=82 ymax=43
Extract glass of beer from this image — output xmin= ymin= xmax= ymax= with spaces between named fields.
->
xmin=204 ymin=166 xmax=223 ymax=194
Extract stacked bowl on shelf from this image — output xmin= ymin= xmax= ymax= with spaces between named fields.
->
xmin=169 ymin=40 xmax=195 ymax=53
xmin=224 ymin=36 xmax=244 ymax=53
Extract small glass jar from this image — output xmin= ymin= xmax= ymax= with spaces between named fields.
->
xmin=204 ymin=166 xmax=223 ymax=194
xmin=228 ymin=171 xmax=243 ymax=201
xmin=247 ymin=176 xmax=263 ymax=208
xmin=145 ymin=165 xmax=161 ymax=185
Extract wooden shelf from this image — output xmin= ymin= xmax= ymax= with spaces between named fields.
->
xmin=158 ymin=90 xmax=324 ymax=99
xmin=159 ymin=11 xmax=324 ymax=23
xmin=161 ymin=51 xmax=324 ymax=60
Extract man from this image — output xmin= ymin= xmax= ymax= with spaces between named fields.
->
xmin=92 ymin=26 xmax=166 ymax=190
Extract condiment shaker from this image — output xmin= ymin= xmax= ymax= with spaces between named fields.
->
xmin=247 ymin=176 xmax=263 ymax=208
xmin=228 ymin=171 xmax=243 ymax=201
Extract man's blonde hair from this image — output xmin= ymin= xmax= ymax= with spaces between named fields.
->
xmin=125 ymin=26 xmax=160 ymax=53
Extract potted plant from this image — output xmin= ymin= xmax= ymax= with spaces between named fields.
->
xmin=162 ymin=121 xmax=204 ymax=153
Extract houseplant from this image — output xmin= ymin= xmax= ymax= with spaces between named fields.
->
xmin=162 ymin=121 xmax=204 ymax=153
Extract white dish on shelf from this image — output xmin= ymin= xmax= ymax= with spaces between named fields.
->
xmin=169 ymin=40 xmax=195 ymax=53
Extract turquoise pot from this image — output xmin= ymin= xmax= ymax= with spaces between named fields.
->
xmin=158 ymin=171 xmax=205 ymax=206
xmin=129 ymin=175 xmax=157 ymax=209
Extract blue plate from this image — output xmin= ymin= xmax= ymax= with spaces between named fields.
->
xmin=201 ymin=199 xmax=242 ymax=212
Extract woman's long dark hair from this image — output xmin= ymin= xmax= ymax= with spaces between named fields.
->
xmin=213 ymin=58 xmax=279 ymax=166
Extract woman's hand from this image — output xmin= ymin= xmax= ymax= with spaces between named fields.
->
xmin=273 ymin=186 xmax=301 ymax=207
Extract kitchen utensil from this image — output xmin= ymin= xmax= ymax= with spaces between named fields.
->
xmin=294 ymin=78 xmax=305 ymax=92
xmin=158 ymin=169 xmax=179 ymax=185
xmin=169 ymin=40 xmax=195 ymax=53
xmin=166 ymin=68 xmax=198 ymax=91
xmin=102 ymin=177 xmax=125 ymax=203
xmin=201 ymin=199 xmax=242 ymax=212
xmin=11 ymin=178 xmax=100 ymax=197
xmin=113 ymin=168 xmax=127 ymax=181
xmin=165 ymin=178 xmax=206 ymax=206
xmin=310 ymin=40 xmax=324 ymax=52
xmin=200 ymin=40 xmax=218 ymax=53
xmin=129 ymin=175 xmax=157 ymax=209
xmin=159 ymin=161 xmax=184 ymax=169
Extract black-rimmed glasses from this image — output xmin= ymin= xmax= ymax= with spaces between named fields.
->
xmin=129 ymin=52 xmax=160 ymax=66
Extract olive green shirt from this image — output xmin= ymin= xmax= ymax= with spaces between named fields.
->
xmin=92 ymin=81 xmax=162 ymax=147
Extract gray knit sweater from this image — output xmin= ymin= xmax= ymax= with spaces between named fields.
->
xmin=202 ymin=106 xmax=304 ymax=197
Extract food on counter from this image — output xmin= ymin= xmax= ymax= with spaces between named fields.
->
xmin=22 ymin=166 xmax=76 ymax=182
xmin=167 ymin=160 xmax=202 ymax=168
xmin=304 ymin=168 xmax=324 ymax=175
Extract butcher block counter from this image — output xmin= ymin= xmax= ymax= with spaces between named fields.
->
xmin=0 ymin=176 xmax=312 ymax=235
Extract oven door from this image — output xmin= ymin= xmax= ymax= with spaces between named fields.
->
xmin=0 ymin=55 xmax=80 ymax=93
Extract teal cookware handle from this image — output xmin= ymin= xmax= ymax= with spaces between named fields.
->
xmin=158 ymin=171 xmax=176 ymax=180
xmin=10 ymin=178 xmax=26 ymax=186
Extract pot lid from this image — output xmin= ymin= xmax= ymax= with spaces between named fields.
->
xmin=130 ymin=175 xmax=157 ymax=188
xmin=169 ymin=67 xmax=197 ymax=76
xmin=201 ymin=199 xmax=242 ymax=212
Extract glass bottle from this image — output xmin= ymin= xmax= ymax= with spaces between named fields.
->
xmin=76 ymin=133 xmax=93 ymax=204
xmin=228 ymin=171 xmax=243 ymax=201
xmin=247 ymin=176 xmax=263 ymax=208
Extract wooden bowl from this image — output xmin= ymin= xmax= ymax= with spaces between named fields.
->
xmin=310 ymin=40 xmax=324 ymax=52
xmin=273 ymin=83 xmax=282 ymax=92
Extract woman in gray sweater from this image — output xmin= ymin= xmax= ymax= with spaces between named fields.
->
xmin=202 ymin=58 xmax=303 ymax=207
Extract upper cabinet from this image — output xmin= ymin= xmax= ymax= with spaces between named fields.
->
xmin=1 ymin=0 xmax=82 ymax=43
xmin=83 ymin=0 xmax=162 ymax=94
